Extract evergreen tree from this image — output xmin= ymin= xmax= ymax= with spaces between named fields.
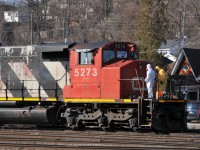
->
xmin=136 ymin=0 xmax=168 ymax=67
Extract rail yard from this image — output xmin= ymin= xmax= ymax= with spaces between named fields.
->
xmin=0 ymin=124 xmax=199 ymax=150
xmin=0 ymin=0 xmax=200 ymax=149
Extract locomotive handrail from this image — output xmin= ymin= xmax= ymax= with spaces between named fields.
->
xmin=119 ymin=78 xmax=144 ymax=81
xmin=57 ymin=72 xmax=67 ymax=81
xmin=119 ymin=78 xmax=145 ymax=99
xmin=0 ymin=79 xmax=60 ymax=101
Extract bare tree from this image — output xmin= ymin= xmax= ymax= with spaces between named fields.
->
xmin=15 ymin=0 xmax=51 ymax=44
xmin=0 ymin=0 xmax=199 ymax=48
xmin=0 ymin=1 xmax=17 ymax=46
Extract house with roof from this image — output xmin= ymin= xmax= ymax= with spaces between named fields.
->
xmin=157 ymin=39 xmax=181 ymax=56
xmin=157 ymin=39 xmax=182 ymax=62
xmin=171 ymin=48 xmax=200 ymax=101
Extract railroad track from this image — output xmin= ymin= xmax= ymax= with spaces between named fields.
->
xmin=0 ymin=126 xmax=199 ymax=149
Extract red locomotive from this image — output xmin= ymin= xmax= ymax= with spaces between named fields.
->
xmin=0 ymin=42 xmax=187 ymax=131
xmin=64 ymin=42 xmax=146 ymax=99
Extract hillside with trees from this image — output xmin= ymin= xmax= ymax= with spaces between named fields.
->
xmin=0 ymin=0 xmax=199 ymax=65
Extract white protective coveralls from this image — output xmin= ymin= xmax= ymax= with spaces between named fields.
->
xmin=145 ymin=64 xmax=155 ymax=98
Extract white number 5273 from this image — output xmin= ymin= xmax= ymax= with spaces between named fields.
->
xmin=74 ymin=68 xmax=97 ymax=77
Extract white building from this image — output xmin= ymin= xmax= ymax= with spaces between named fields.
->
xmin=157 ymin=40 xmax=181 ymax=62
xmin=4 ymin=11 xmax=19 ymax=22
xmin=157 ymin=40 xmax=180 ymax=56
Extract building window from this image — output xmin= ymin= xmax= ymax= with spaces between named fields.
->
xmin=183 ymin=65 xmax=189 ymax=72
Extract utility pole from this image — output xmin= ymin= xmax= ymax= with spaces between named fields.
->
xmin=178 ymin=0 xmax=182 ymax=51
xmin=63 ymin=17 xmax=67 ymax=43
xmin=182 ymin=0 xmax=186 ymax=47
xmin=31 ymin=13 xmax=33 ymax=45
xmin=178 ymin=0 xmax=186 ymax=51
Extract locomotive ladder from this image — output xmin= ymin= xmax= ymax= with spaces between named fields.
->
xmin=128 ymin=78 xmax=153 ymax=129
xmin=140 ymin=98 xmax=153 ymax=129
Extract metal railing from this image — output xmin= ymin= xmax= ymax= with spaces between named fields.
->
xmin=119 ymin=77 xmax=145 ymax=99
xmin=0 ymin=80 xmax=61 ymax=101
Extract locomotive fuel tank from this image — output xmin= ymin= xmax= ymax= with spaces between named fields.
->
xmin=0 ymin=106 xmax=58 ymax=125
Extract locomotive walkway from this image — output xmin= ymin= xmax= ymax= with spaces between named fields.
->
xmin=0 ymin=125 xmax=199 ymax=149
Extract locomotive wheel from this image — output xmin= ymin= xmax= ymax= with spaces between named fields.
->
xmin=76 ymin=121 xmax=85 ymax=131
xmin=102 ymin=122 xmax=116 ymax=131
xmin=129 ymin=118 xmax=138 ymax=129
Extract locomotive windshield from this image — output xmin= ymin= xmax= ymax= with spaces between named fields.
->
xmin=117 ymin=51 xmax=128 ymax=58
xmin=79 ymin=51 xmax=93 ymax=64
xmin=103 ymin=50 xmax=128 ymax=63
xmin=103 ymin=50 xmax=115 ymax=63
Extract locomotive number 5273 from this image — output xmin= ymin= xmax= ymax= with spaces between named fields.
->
xmin=74 ymin=68 xmax=98 ymax=77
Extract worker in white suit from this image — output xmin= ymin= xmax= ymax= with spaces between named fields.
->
xmin=145 ymin=64 xmax=155 ymax=98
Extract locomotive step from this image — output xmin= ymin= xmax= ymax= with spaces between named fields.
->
xmin=145 ymin=111 xmax=152 ymax=115
xmin=145 ymin=119 xmax=151 ymax=121
xmin=141 ymin=124 xmax=151 ymax=127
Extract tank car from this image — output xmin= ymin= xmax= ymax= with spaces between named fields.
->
xmin=0 ymin=42 xmax=187 ymax=131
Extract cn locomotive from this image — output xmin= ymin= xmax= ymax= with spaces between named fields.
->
xmin=0 ymin=42 xmax=187 ymax=131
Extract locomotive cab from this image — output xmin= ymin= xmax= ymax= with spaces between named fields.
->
xmin=63 ymin=42 xmax=147 ymax=99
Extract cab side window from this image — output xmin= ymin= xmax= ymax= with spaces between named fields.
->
xmin=79 ymin=51 xmax=93 ymax=64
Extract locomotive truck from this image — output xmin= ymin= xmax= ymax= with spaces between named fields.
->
xmin=0 ymin=42 xmax=187 ymax=131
